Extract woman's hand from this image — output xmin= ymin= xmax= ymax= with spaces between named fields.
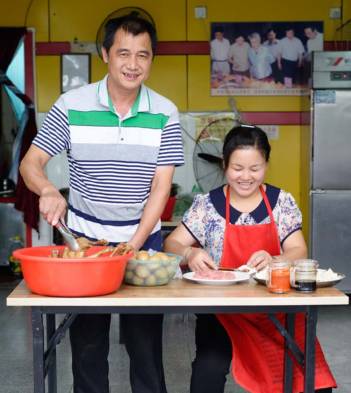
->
xmin=186 ymin=248 xmax=217 ymax=273
xmin=246 ymin=250 xmax=273 ymax=271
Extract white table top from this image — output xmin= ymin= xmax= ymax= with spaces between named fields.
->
xmin=6 ymin=279 xmax=349 ymax=308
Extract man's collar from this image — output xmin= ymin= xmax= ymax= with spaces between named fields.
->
xmin=134 ymin=84 xmax=150 ymax=114
xmin=98 ymin=75 xmax=110 ymax=108
xmin=98 ymin=75 xmax=151 ymax=117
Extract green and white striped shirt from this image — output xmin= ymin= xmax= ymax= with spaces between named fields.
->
xmin=33 ymin=75 xmax=184 ymax=243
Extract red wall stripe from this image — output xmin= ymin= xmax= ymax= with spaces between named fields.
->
xmin=36 ymin=41 xmax=71 ymax=55
xmin=241 ymin=111 xmax=310 ymax=125
xmin=156 ymin=41 xmax=210 ymax=55
xmin=324 ymin=41 xmax=351 ymax=51
xmin=35 ymin=40 xmax=350 ymax=56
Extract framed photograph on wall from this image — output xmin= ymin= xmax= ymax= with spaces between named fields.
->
xmin=210 ymin=21 xmax=323 ymax=96
xmin=61 ymin=53 xmax=91 ymax=93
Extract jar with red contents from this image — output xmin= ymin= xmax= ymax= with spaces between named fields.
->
xmin=267 ymin=260 xmax=290 ymax=294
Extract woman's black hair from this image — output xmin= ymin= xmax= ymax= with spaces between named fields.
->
xmin=222 ymin=124 xmax=271 ymax=170
xmin=103 ymin=13 xmax=157 ymax=55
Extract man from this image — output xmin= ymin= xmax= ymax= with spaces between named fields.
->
xmin=304 ymin=26 xmax=324 ymax=60
xmin=303 ymin=26 xmax=324 ymax=85
xmin=279 ymin=27 xmax=305 ymax=87
xmin=20 ymin=14 xmax=184 ymax=393
xmin=228 ymin=34 xmax=250 ymax=84
xmin=210 ymin=27 xmax=230 ymax=80
xmin=263 ymin=28 xmax=283 ymax=83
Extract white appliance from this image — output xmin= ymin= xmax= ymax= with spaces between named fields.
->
xmin=310 ymin=51 xmax=351 ymax=292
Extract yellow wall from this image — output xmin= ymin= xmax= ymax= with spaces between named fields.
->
xmin=2 ymin=0 xmax=351 ymax=214
xmin=2 ymin=0 xmax=348 ymax=113
xmin=187 ymin=0 xmax=345 ymax=40
xmin=266 ymin=126 xmax=301 ymax=201
xmin=3 ymin=0 xmax=348 ymax=114
xmin=36 ymin=56 xmax=60 ymax=112
xmin=48 ymin=1 xmax=186 ymax=42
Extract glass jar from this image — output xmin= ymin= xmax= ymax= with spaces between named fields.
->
xmin=267 ymin=260 xmax=290 ymax=294
xmin=291 ymin=259 xmax=318 ymax=292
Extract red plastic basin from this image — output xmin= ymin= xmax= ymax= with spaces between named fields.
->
xmin=13 ymin=246 xmax=133 ymax=297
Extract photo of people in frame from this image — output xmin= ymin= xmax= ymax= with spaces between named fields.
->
xmin=210 ymin=21 xmax=323 ymax=96
xmin=61 ymin=54 xmax=91 ymax=93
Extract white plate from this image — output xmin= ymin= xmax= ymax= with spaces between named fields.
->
xmin=315 ymin=273 xmax=345 ymax=288
xmin=182 ymin=271 xmax=251 ymax=286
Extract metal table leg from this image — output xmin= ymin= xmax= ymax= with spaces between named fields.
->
xmin=284 ymin=313 xmax=295 ymax=393
xmin=268 ymin=313 xmax=304 ymax=393
xmin=46 ymin=314 xmax=57 ymax=393
xmin=304 ymin=306 xmax=318 ymax=393
xmin=32 ymin=308 xmax=45 ymax=393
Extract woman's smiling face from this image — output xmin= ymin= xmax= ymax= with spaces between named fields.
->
xmin=225 ymin=146 xmax=268 ymax=198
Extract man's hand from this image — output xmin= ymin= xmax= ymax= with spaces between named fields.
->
xmin=20 ymin=145 xmax=65 ymax=226
xmin=39 ymin=186 xmax=67 ymax=226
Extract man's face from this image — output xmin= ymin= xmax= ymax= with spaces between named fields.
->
xmin=236 ymin=36 xmax=244 ymax=45
xmin=286 ymin=30 xmax=294 ymax=39
xmin=215 ymin=32 xmax=224 ymax=41
xmin=304 ymin=28 xmax=315 ymax=39
xmin=267 ymin=31 xmax=276 ymax=42
xmin=102 ymin=29 xmax=153 ymax=94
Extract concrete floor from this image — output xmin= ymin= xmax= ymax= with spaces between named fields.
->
xmin=0 ymin=279 xmax=350 ymax=393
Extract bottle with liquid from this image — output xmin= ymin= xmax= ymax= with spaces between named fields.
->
xmin=291 ymin=259 xmax=318 ymax=292
xmin=267 ymin=260 xmax=290 ymax=294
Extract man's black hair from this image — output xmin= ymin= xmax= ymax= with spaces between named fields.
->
xmin=103 ymin=13 xmax=157 ymax=55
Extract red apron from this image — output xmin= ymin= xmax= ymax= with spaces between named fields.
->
xmin=216 ymin=185 xmax=336 ymax=393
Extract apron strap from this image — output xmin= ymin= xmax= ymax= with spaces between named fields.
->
xmin=225 ymin=186 xmax=231 ymax=226
xmin=225 ymin=185 xmax=274 ymax=225
xmin=259 ymin=185 xmax=281 ymax=252
xmin=259 ymin=185 xmax=275 ymax=224
xmin=225 ymin=185 xmax=281 ymax=253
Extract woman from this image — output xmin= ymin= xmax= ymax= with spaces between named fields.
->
xmin=164 ymin=125 xmax=336 ymax=393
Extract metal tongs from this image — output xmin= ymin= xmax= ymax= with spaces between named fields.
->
xmin=55 ymin=218 xmax=80 ymax=251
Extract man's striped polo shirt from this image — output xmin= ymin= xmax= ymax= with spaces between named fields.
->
xmin=33 ymin=75 xmax=184 ymax=243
